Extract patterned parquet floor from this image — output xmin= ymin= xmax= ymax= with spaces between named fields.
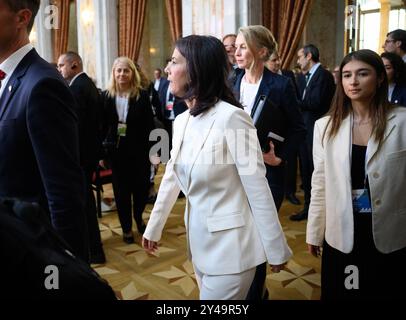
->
xmin=93 ymin=167 xmax=321 ymax=300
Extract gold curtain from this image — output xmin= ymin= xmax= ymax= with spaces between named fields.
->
xmin=165 ymin=0 xmax=182 ymax=43
xmin=118 ymin=0 xmax=147 ymax=62
xmin=52 ymin=0 xmax=70 ymax=62
xmin=263 ymin=0 xmax=313 ymax=69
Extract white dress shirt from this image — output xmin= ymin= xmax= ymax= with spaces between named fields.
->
xmin=0 ymin=43 xmax=33 ymax=99
xmin=115 ymin=95 xmax=129 ymax=123
xmin=388 ymin=83 xmax=395 ymax=101
xmin=302 ymin=62 xmax=321 ymax=100
xmin=239 ymin=76 xmax=262 ymax=116
xmin=154 ymin=78 xmax=161 ymax=91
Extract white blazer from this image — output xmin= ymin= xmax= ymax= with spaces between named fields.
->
xmin=307 ymin=107 xmax=406 ymax=254
xmin=144 ymin=100 xmax=292 ymax=275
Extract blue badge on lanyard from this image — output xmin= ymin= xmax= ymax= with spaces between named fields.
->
xmin=352 ymin=189 xmax=372 ymax=213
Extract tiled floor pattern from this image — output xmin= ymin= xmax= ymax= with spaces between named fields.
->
xmin=93 ymin=168 xmax=321 ymax=300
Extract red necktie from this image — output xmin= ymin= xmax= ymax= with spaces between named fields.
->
xmin=0 ymin=69 xmax=6 ymax=90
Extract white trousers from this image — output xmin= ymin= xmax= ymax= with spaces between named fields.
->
xmin=193 ymin=264 xmax=256 ymax=300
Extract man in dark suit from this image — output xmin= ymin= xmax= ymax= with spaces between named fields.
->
xmin=153 ymin=68 xmax=168 ymax=95
xmin=382 ymin=29 xmax=406 ymax=63
xmin=290 ymin=44 xmax=335 ymax=221
xmin=0 ymin=0 xmax=87 ymax=259
xmin=267 ymin=51 xmax=301 ymax=205
xmin=57 ymin=52 xmax=105 ymax=264
xmin=157 ymin=78 xmax=187 ymax=151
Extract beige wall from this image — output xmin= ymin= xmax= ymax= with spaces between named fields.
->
xmin=67 ymin=1 xmax=78 ymax=54
xmin=301 ymin=0 xmax=344 ymax=71
xmin=138 ymin=0 xmax=173 ymax=81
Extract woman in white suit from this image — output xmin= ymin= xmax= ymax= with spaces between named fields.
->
xmin=307 ymin=49 xmax=406 ymax=300
xmin=142 ymin=35 xmax=292 ymax=300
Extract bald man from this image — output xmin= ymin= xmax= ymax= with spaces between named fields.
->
xmin=58 ymin=52 xmax=105 ymax=264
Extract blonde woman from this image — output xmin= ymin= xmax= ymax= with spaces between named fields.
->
xmin=233 ymin=25 xmax=305 ymax=299
xmin=102 ymin=57 xmax=155 ymax=243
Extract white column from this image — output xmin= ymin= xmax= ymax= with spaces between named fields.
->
xmin=31 ymin=0 xmax=53 ymax=62
xmin=76 ymin=0 xmax=118 ymax=89
xmin=94 ymin=0 xmax=118 ymax=90
xmin=182 ymin=0 xmax=251 ymax=38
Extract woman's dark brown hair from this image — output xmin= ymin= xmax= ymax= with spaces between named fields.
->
xmin=381 ymin=51 xmax=406 ymax=86
xmin=175 ymin=35 xmax=243 ymax=116
xmin=324 ymin=49 xmax=392 ymax=144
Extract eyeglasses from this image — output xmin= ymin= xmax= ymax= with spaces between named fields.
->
xmin=385 ymin=39 xmax=396 ymax=44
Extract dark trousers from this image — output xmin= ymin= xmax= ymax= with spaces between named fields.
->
xmin=298 ymin=133 xmax=314 ymax=208
xmin=164 ymin=118 xmax=174 ymax=153
xmin=111 ymin=155 xmax=150 ymax=234
xmin=246 ymin=163 xmax=285 ymax=300
xmin=285 ymin=151 xmax=298 ymax=195
xmin=265 ymin=163 xmax=285 ymax=212
xmin=84 ymin=169 xmax=104 ymax=259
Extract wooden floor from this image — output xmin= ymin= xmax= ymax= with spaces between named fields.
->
xmin=93 ymin=167 xmax=321 ymax=300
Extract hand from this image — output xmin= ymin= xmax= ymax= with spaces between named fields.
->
xmin=269 ymin=263 xmax=286 ymax=273
xmin=262 ymin=141 xmax=282 ymax=166
xmin=308 ymin=244 xmax=321 ymax=257
xmin=142 ymin=236 xmax=158 ymax=254
xmin=99 ymin=160 xmax=106 ymax=169
xmin=150 ymin=154 xmax=161 ymax=165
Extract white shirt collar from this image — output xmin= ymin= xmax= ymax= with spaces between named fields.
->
xmin=308 ymin=62 xmax=321 ymax=77
xmin=0 ymin=43 xmax=33 ymax=98
xmin=0 ymin=43 xmax=34 ymax=79
xmin=69 ymin=71 xmax=85 ymax=86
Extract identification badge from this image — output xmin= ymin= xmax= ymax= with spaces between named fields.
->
xmin=352 ymin=189 xmax=372 ymax=214
xmin=166 ymin=102 xmax=174 ymax=111
xmin=117 ymin=123 xmax=127 ymax=137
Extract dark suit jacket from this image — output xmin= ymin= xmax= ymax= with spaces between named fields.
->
xmin=391 ymin=84 xmax=406 ymax=107
xmin=0 ymin=49 xmax=86 ymax=258
xmin=281 ymin=69 xmax=299 ymax=99
xmin=157 ymin=78 xmax=169 ymax=108
xmin=156 ymin=77 xmax=168 ymax=95
xmin=233 ymin=67 xmax=306 ymax=161
xmin=157 ymin=80 xmax=188 ymax=120
xmin=101 ymin=90 xmax=155 ymax=165
xmin=69 ymin=73 xmax=102 ymax=170
xmin=297 ymin=65 xmax=336 ymax=144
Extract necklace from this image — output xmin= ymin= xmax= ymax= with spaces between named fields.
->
xmin=353 ymin=118 xmax=371 ymax=126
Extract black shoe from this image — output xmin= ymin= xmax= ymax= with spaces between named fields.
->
xmin=136 ymin=220 xmax=146 ymax=234
xmin=286 ymin=193 xmax=301 ymax=205
xmin=123 ymin=233 xmax=134 ymax=244
xmin=263 ymin=288 xmax=269 ymax=300
xmin=90 ymin=250 xmax=106 ymax=264
xmin=289 ymin=209 xmax=308 ymax=221
xmin=147 ymin=194 xmax=157 ymax=204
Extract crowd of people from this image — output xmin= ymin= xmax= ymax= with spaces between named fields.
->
xmin=1 ymin=0 xmax=405 ymax=300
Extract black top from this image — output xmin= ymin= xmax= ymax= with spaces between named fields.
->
xmin=351 ymin=144 xmax=368 ymax=190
